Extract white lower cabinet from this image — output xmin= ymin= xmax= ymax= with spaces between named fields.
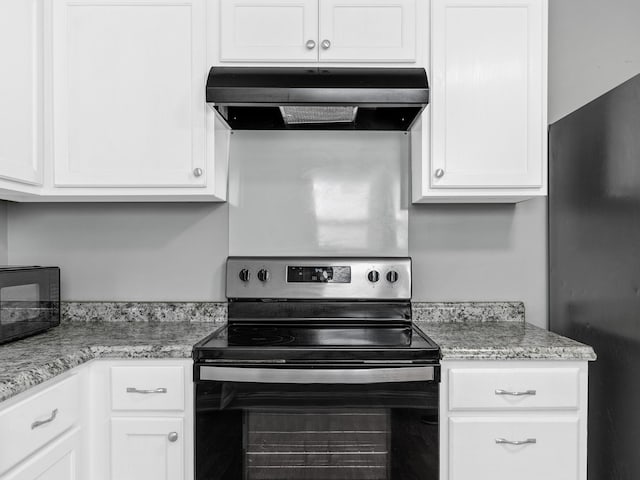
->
xmin=0 ymin=360 xmax=193 ymax=480
xmin=1 ymin=428 xmax=81 ymax=480
xmin=0 ymin=369 xmax=89 ymax=480
xmin=111 ymin=418 xmax=184 ymax=480
xmin=449 ymin=417 xmax=579 ymax=480
xmin=441 ymin=360 xmax=588 ymax=480
xmin=88 ymin=359 xmax=193 ymax=480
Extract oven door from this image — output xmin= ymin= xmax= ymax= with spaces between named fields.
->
xmin=195 ymin=364 xmax=439 ymax=480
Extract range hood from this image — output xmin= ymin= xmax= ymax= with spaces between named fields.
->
xmin=206 ymin=67 xmax=429 ymax=131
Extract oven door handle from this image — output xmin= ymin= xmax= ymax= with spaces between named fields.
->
xmin=199 ymin=366 xmax=437 ymax=384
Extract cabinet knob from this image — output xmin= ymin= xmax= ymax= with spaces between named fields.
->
xmin=168 ymin=432 xmax=179 ymax=442
xmin=321 ymin=39 xmax=331 ymax=50
xmin=434 ymin=168 xmax=445 ymax=178
xmin=306 ymin=39 xmax=316 ymax=50
xmin=193 ymin=168 xmax=203 ymax=177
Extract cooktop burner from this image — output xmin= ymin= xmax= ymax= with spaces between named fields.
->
xmin=193 ymin=257 xmax=440 ymax=364
xmin=228 ymin=325 xmax=297 ymax=346
xmin=225 ymin=323 xmax=412 ymax=347
xmin=194 ymin=322 xmax=439 ymax=363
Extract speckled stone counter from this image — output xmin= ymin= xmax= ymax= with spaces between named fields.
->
xmin=1 ymin=301 xmax=596 ymax=403
xmin=0 ymin=302 xmax=226 ymax=403
xmin=414 ymin=304 xmax=596 ymax=361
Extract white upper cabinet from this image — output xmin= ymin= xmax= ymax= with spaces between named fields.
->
xmin=0 ymin=0 xmax=43 ymax=195
xmin=413 ymin=0 xmax=548 ymax=202
xmin=318 ymin=0 xmax=416 ymax=62
xmin=218 ymin=0 xmax=417 ymax=64
xmin=220 ymin=0 xmax=319 ymax=62
xmin=51 ymin=0 xmax=208 ymax=189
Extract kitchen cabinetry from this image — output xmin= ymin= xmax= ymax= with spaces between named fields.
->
xmin=0 ymin=0 xmax=228 ymax=202
xmin=111 ymin=418 xmax=184 ymax=480
xmin=0 ymin=0 xmax=43 ymax=198
xmin=440 ymin=360 xmax=588 ymax=480
xmin=88 ymin=360 xmax=193 ymax=480
xmin=1 ymin=429 xmax=82 ymax=480
xmin=412 ymin=0 xmax=548 ymax=202
xmin=0 ymin=371 xmax=88 ymax=480
xmin=218 ymin=0 xmax=417 ymax=63
xmin=49 ymin=0 xmax=224 ymax=200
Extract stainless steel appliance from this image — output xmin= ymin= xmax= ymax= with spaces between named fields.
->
xmin=549 ymin=73 xmax=640 ymax=479
xmin=0 ymin=266 xmax=60 ymax=345
xmin=193 ymin=257 xmax=440 ymax=480
xmin=206 ymin=67 xmax=429 ymax=131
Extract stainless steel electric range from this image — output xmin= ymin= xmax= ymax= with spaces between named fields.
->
xmin=193 ymin=257 xmax=440 ymax=480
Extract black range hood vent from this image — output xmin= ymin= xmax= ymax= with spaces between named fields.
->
xmin=206 ymin=67 xmax=429 ymax=131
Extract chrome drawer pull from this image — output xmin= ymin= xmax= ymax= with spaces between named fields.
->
xmin=495 ymin=389 xmax=537 ymax=396
xmin=496 ymin=438 xmax=537 ymax=446
xmin=31 ymin=409 xmax=58 ymax=430
xmin=126 ymin=387 xmax=167 ymax=394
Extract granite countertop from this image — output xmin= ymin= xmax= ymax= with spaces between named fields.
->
xmin=1 ymin=301 xmax=596 ymax=404
xmin=0 ymin=320 xmax=219 ymax=403
xmin=415 ymin=320 xmax=597 ymax=361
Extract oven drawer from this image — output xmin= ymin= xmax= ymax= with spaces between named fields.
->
xmin=449 ymin=417 xmax=580 ymax=480
xmin=448 ymin=367 xmax=580 ymax=411
xmin=111 ymin=366 xmax=185 ymax=411
xmin=0 ymin=374 xmax=80 ymax=474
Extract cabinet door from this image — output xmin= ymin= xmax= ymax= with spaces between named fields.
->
xmin=0 ymin=0 xmax=42 ymax=188
xmin=449 ymin=417 xmax=579 ymax=480
xmin=111 ymin=417 xmax=184 ymax=480
xmin=318 ymin=0 xmax=416 ymax=62
xmin=430 ymin=0 xmax=546 ymax=189
xmin=220 ymin=0 xmax=319 ymax=62
xmin=1 ymin=428 xmax=80 ymax=480
xmin=51 ymin=0 xmax=207 ymax=188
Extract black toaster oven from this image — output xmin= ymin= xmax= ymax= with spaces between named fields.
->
xmin=0 ymin=266 xmax=60 ymax=345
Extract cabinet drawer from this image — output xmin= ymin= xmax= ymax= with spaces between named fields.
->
xmin=449 ymin=417 xmax=579 ymax=480
xmin=449 ymin=367 xmax=580 ymax=411
xmin=0 ymin=375 xmax=80 ymax=475
xmin=111 ymin=366 xmax=185 ymax=411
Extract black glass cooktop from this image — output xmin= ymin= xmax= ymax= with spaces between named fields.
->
xmin=193 ymin=322 xmax=440 ymax=363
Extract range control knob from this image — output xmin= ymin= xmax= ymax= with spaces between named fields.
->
xmin=386 ymin=270 xmax=399 ymax=283
xmin=367 ymin=270 xmax=380 ymax=283
xmin=238 ymin=269 xmax=250 ymax=282
xmin=257 ymin=269 xmax=270 ymax=282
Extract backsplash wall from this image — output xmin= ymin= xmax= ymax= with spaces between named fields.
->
xmin=7 ymin=202 xmax=229 ymax=301
xmin=5 ymin=182 xmax=546 ymax=327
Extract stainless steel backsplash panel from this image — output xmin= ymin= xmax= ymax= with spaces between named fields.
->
xmin=228 ymin=131 xmax=409 ymax=257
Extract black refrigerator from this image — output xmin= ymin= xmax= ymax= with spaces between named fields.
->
xmin=549 ymin=73 xmax=640 ymax=480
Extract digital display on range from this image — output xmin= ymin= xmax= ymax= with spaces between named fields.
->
xmin=287 ymin=266 xmax=351 ymax=283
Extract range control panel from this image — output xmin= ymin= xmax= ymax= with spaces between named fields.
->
xmin=226 ymin=257 xmax=411 ymax=300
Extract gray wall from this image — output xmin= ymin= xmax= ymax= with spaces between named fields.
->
xmin=410 ymin=199 xmax=547 ymax=327
xmin=5 ymin=179 xmax=547 ymax=326
xmin=548 ymin=0 xmax=640 ymax=123
xmin=7 ymin=203 xmax=228 ymax=301
xmin=0 ymin=201 xmax=7 ymax=264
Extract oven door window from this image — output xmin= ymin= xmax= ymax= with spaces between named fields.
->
xmin=195 ymin=370 xmax=438 ymax=480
